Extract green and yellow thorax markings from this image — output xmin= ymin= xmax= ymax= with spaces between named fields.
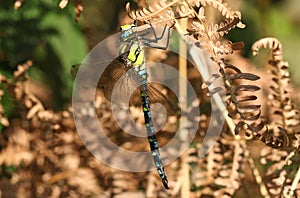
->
xmin=120 ymin=24 xmax=148 ymax=81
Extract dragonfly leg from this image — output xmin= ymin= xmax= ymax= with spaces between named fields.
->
xmin=142 ymin=22 xmax=173 ymax=50
xmin=143 ymin=28 xmax=170 ymax=50
xmin=148 ymin=20 xmax=171 ymax=41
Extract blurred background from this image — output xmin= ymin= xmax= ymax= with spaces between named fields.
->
xmin=1 ymin=0 xmax=300 ymax=197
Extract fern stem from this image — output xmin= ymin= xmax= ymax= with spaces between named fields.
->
xmin=179 ymin=18 xmax=188 ymax=108
xmin=178 ymin=19 xmax=190 ymax=196
xmin=180 ymin=150 xmax=190 ymax=198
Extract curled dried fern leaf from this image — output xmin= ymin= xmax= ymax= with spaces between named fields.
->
xmin=205 ymin=60 xmax=285 ymax=148
xmin=218 ymin=61 xmax=264 ymax=135
xmin=126 ymin=0 xmax=203 ymax=25
xmin=252 ymin=37 xmax=283 ymax=62
xmin=252 ymin=37 xmax=300 ymax=149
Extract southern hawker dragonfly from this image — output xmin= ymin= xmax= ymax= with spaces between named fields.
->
xmin=72 ymin=21 xmax=178 ymax=189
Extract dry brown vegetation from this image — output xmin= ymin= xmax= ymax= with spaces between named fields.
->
xmin=1 ymin=0 xmax=300 ymax=197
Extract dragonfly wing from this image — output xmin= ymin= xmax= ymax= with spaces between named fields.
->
xmin=100 ymin=60 xmax=143 ymax=107
xmin=98 ymin=57 xmax=129 ymax=102
xmin=71 ymin=59 xmax=124 ymax=90
xmin=146 ymin=83 xmax=180 ymax=116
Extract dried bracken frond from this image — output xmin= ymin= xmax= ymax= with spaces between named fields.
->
xmin=190 ymin=0 xmax=241 ymax=19
xmin=206 ymin=60 xmax=286 ymax=148
xmin=175 ymin=2 xmax=198 ymax=19
xmin=213 ymin=41 xmax=234 ymax=55
xmin=260 ymin=147 xmax=300 ymax=197
xmin=218 ymin=62 xmax=261 ymax=133
xmin=11 ymin=62 xmax=65 ymax=123
xmin=183 ymin=139 xmax=246 ymax=197
xmin=252 ymin=37 xmax=283 ymax=62
xmin=0 ymin=60 xmax=113 ymax=196
xmin=253 ymin=38 xmax=300 ymax=198
xmin=187 ymin=14 xmax=244 ymax=57
xmin=126 ymin=1 xmax=177 ymax=26
xmin=181 ymin=0 xmax=245 ymax=58
xmin=214 ymin=141 xmax=245 ymax=197
xmin=0 ymin=124 xmax=33 ymax=166
xmin=252 ymin=37 xmax=300 ymax=149
xmin=127 ymin=0 xmax=245 ymax=58
xmin=188 ymin=18 xmax=244 ymax=58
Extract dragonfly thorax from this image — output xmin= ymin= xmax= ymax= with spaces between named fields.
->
xmin=120 ymin=40 xmax=144 ymax=65
xmin=120 ymin=24 xmax=137 ymax=42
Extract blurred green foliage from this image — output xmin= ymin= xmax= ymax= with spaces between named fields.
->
xmin=0 ymin=164 xmax=17 ymax=178
xmin=0 ymin=0 xmax=88 ymax=111
xmin=81 ymin=0 xmax=133 ymax=47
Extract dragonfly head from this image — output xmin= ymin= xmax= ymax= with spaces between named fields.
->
xmin=120 ymin=24 xmax=136 ymax=41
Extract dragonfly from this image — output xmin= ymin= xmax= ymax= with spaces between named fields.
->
xmin=71 ymin=21 xmax=177 ymax=189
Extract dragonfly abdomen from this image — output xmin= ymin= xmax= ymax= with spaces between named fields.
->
xmin=141 ymin=85 xmax=169 ymax=189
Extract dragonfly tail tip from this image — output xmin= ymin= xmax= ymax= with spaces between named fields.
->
xmin=162 ymin=179 xmax=169 ymax=189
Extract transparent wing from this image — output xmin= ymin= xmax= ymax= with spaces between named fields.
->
xmin=146 ymin=83 xmax=180 ymax=116
xmin=94 ymin=57 xmax=179 ymax=115
xmin=125 ymin=82 xmax=180 ymax=116
xmin=98 ymin=57 xmax=126 ymax=87
xmin=98 ymin=57 xmax=130 ymax=103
